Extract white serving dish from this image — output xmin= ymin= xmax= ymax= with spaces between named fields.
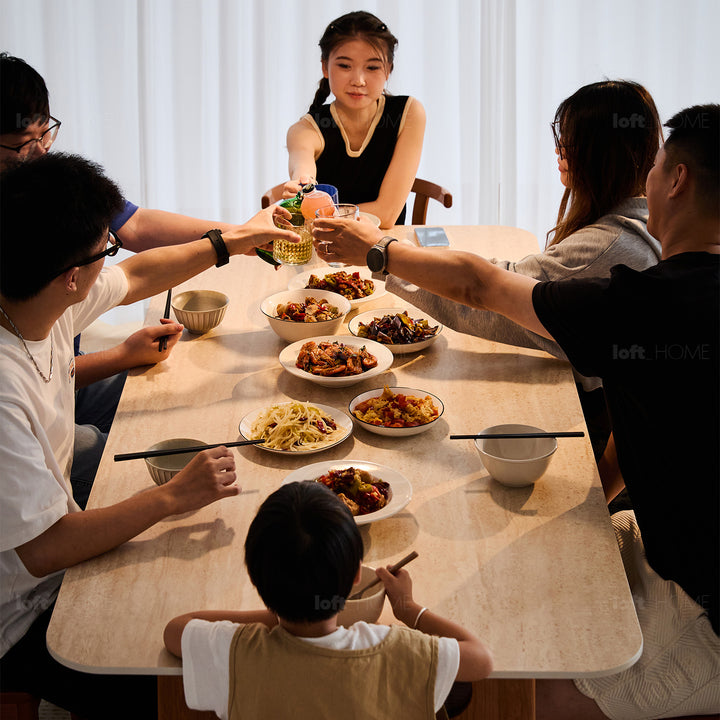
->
xmin=278 ymin=335 xmax=393 ymax=388
xmin=282 ymin=460 xmax=412 ymax=525
xmin=288 ymin=266 xmax=386 ymax=307
xmin=260 ymin=288 xmax=351 ymax=343
xmin=238 ymin=401 xmax=352 ymax=455
xmin=347 ymin=308 xmax=443 ymax=354
xmin=348 ymin=386 xmax=444 ymax=437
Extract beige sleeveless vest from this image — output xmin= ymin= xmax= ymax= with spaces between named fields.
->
xmin=227 ymin=623 xmax=439 ymax=720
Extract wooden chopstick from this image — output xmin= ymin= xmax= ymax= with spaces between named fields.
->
xmin=158 ymin=288 xmax=172 ymax=352
xmin=450 ymin=431 xmax=585 ymax=440
xmin=348 ymin=550 xmax=419 ymax=601
xmin=114 ymin=439 xmax=265 ymax=462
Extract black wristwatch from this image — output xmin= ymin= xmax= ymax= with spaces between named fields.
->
xmin=203 ymin=229 xmax=229 ymax=267
xmin=366 ymin=236 xmax=398 ymax=275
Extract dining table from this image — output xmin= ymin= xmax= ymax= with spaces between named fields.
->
xmin=46 ymin=224 xmax=642 ymax=720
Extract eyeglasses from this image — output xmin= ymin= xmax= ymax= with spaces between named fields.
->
xmin=0 ymin=116 xmax=62 ymax=156
xmin=550 ymin=120 xmax=570 ymax=159
xmin=55 ymin=231 xmax=123 ymax=278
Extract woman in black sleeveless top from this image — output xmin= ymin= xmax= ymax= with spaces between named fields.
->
xmin=284 ymin=11 xmax=425 ymax=228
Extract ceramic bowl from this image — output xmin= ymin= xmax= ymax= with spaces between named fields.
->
xmin=348 ymin=387 xmax=444 ymax=437
xmin=172 ymin=290 xmax=229 ymax=334
xmin=348 ymin=308 xmax=443 ymax=354
xmin=474 ymin=424 xmax=557 ymax=488
xmin=337 ymin=565 xmax=386 ymax=626
xmin=144 ymin=438 xmax=206 ymax=486
xmin=260 ymin=289 xmax=351 ymax=343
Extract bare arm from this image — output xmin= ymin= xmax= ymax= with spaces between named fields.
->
xmin=287 ymin=117 xmax=323 ymax=188
xmin=74 ymin=320 xmax=183 ymax=388
xmin=117 ymin=207 xmax=297 ymax=306
xmin=358 ymin=99 xmax=426 ymax=228
xmin=163 ymin=609 xmax=278 ymax=658
xmin=115 ymin=208 xmax=250 ymax=253
xmin=312 ymin=218 xmax=552 ymax=339
xmin=378 ymin=566 xmax=492 ymax=681
xmin=15 ymin=447 xmax=238 ymax=578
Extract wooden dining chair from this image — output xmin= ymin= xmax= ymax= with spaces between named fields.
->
xmin=0 ymin=692 xmax=40 ymax=720
xmin=260 ymin=178 xmax=453 ymax=224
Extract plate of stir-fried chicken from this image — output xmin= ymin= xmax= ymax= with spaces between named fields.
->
xmin=279 ymin=335 xmax=394 ymax=387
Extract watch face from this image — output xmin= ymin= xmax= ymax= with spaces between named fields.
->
xmin=367 ymin=247 xmax=384 ymax=273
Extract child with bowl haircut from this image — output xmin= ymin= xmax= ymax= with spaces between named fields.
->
xmin=164 ymin=481 xmax=492 ymax=719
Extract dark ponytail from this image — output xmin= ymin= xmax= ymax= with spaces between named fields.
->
xmin=309 ymin=77 xmax=331 ymax=116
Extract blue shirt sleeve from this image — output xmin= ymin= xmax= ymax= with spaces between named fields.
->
xmin=110 ymin=200 xmax=139 ymax=232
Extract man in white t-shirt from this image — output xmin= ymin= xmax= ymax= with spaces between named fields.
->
xmin=0 ymin=152 xmax=297 ymax=718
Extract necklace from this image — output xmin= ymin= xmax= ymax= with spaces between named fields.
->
xmin=0 ymin=302 xmax=53 ymax=383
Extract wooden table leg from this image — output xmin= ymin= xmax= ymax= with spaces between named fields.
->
xmin=455 ymin=678 xmax=535 ymax=720
xmin=157 ymin=676 xmax=217 ymax=720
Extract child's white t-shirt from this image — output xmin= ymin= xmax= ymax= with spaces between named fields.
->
xmin=181 ymin=619 xmax=460 ymax=718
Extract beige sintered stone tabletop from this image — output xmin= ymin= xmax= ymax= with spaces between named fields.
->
xmin=47 ymin=226 xmax=641 ymax=690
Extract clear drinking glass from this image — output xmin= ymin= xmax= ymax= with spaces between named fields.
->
xmin=272 ymin=211 xmax=314 ymax=265
xmin=314 ymin=203 xmax=360 ymax=267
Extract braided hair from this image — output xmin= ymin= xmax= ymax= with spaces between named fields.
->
xmin=308 ymin=11 xmax=398 ymax=115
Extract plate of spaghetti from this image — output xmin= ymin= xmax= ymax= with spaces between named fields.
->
xmin=282 ymin=460 xmax=412 ymax=525
xmin=239 ymin=401 xmax=352 ymax=454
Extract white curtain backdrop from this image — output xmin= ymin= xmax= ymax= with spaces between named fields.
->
xmin=2 ymin=0 xmax=718 ymax=320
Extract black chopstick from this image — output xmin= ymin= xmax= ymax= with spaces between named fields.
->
xmin=348 ymin=550 xmax=419 ymax=601
xmin=158 ymin=288 xmax=172 ymax=352
xmin=450 ymin=431 xmax=585 ymax=440
xmin=114 ymin=439 xmax=265 ymax=462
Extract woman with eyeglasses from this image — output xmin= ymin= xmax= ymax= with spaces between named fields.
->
xmin=283 ymin=11 xmax=426 ymax=228
xmin=314 ymin=79 xmax=663 ymax=462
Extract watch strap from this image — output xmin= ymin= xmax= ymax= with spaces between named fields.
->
xmin=203 ymin=229 xmax=229 ymax=267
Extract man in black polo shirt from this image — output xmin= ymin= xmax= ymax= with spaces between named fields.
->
xmin=314 ymin=104 xmax=719 ymax=718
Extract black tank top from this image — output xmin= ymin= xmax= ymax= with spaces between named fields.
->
xmin=309 ymin=95 xmax=409 ymax=225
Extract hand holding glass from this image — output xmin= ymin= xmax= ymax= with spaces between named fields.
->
xmin=272 ymin=211 xmax=314 ymax=265
xmin=315 ymin=204 xmax=360 ymax=266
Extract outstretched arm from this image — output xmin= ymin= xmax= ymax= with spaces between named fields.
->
xmin=115 ymin=208 xmax=254 ymax=253
xmin=117 ymin=207 xmax=297 ymax=306
xmin=286 ymin=118 xmax=324 ymax=197
xmin=312 ymin=218 xmax=551 ymax=340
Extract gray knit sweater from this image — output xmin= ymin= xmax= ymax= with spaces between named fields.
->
xmin=387 ymin=198 xmax=660 ymax=390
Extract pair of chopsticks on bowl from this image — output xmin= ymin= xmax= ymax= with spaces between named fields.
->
xmin=114 ymin=439 xmax=265 ymax=462
xmin=450 ymin=431 xmax=585 ymax=440
xmin=348 ymin=550 xmax=418 ymax=601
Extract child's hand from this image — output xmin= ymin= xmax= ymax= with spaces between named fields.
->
xmin=377 ymin=566 xmax=418 ymax=624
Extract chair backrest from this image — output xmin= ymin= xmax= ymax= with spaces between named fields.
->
xmin=260 ymin=178 xmax=453 ymax=224
xmin=260 ymin=183 xmax=285 ymax=209
xmin=409 ymin=178 xmax=453 ymax=225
